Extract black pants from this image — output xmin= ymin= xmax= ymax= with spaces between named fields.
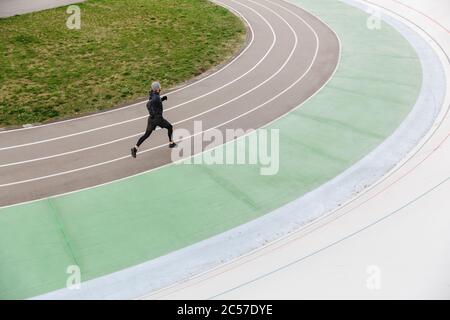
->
xmin=136 ymin=116 xmax=173 ymax=147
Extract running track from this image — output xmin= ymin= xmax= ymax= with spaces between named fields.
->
xmin=0 ymin=0 xmax=339 ymax=207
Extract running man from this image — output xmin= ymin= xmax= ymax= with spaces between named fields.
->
xmin=131 ymin=81 xmax=176 ymax=158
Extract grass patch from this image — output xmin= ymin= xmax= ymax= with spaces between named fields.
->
xmin=0 ymin=0 xmax=246 ymax=127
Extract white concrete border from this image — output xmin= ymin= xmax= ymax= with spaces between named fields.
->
xmin=34 ymin=0 xmax=447 ymax=300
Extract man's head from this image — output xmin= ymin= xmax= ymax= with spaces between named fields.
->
xmin=151 ymin=81 xmax=161 ymax=93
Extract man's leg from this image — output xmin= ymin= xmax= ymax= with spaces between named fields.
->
xmin=131 ymin=118 xmax=156 ymax=158
xmin=159 ymin=118 xmax=176 ymax=148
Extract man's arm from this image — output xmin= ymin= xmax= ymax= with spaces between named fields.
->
xmin=154 ymin=95 xmax=164 ymax=116
xmin=146 ymin=100 xmax=154 ymax=118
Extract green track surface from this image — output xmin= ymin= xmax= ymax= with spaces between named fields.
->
xmin=0 ymin=0 xmax=422 ymax=299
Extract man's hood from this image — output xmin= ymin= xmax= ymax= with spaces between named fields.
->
xmin=149 ymin=90 xmax=160 ymax=99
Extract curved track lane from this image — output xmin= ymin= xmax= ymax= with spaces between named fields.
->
xmin=0 ymin=0 xmax=340 ymax=206
xmin=141 ymin=0 xmax=450 ymax=300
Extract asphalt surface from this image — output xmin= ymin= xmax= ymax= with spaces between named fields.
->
xmin=0 ymin=0 xmax=84 ymax=18
xmin=0 ymin=0 xmax=339 ymax=206
xmin=143 ymin=0 xmax=450 ymax=300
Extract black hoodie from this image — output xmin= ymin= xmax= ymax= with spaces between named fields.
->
xmin=146 ymin=91 xmax=163 ymax=118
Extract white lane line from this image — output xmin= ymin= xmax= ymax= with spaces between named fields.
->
xmin=141 ymin=0 xmax=342 ymax=301
xmin=0 ymin=0 xmax=336 ymax=211
xmin=0 ymin=0 xmax=273 ymax=151
xmin=144 ymin=0 xmax=447 ymax=301
xmin=34 ymin=0 xmax=338 ymax=300
xmin=0 ymin=0 xmax=255 ymax=136
xmin=0 ymin=0 xmax=269 ymax=151
xmin=0 ymin=0 xmax=280 ymax=167
xmin=0 ymin=0 xmax=319 ymax=188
